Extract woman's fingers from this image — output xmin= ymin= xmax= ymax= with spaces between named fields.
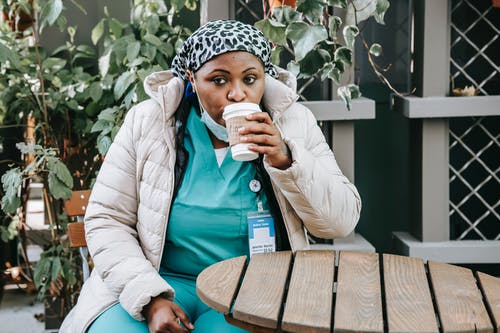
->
xmin=146 ymin=299 xmax=192 ymax=333
xmin=238 ymin=112 xmax=291 ymax=169
xmin=172 ymin=303 xmax=194 ymax=331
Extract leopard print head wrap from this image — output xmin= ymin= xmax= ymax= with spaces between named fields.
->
xmin=171 ymin=20 xmax=278 ymax=80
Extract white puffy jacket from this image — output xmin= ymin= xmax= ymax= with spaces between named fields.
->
xmin=60 ymin=68 xmax=361 ymax=333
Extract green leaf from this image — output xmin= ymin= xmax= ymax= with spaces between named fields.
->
xmin=42 ymin=57 xmax=67 ymax=72
xmin=97 ymin=135 xmax=112 ymax=155
xmin=328 ymin=0 xmax=347 ymax=8
xmin=271 ymin=46 xmax=283 ymax=66
xmin=51 ymin=256 xmax=62 ymax=281
xmin=271 ymin=6 xmax=301 ymax=24
xmin=328 ymin=16 xmax=342 ymax=39
xmin=0 ymin=43 xmax=20 ymax=68
xmin=369 ymin=43 xmax=382 ymax=57
xmin=91 ymin=119 xmax=113 ymax=135
xmin=286 ymin=22 xmax=328 ymax=61
xmin=89 ymin=82 xmax=103 ymax=102
xmin=114 ymin=71 xmax=136 ymax=100
xmin=41 ymin=0 xmax=63 ymax=27
xmin=320 ymin=62 xmax=341 ymax=83
xmin=16 ymin=142 xmax=36 ymax=154
xmin=349 ymin=83 xmax=361 ymax=99
xmin=92 ymin=19 xmax=105 ymax=45
xmin=124 ymin=86 xmax=136 ymax=109
xmin=343 ymin=25 xmax=359 ymax=49
xmin=97 ymin=108 xmax=117 ymax=122
xmin=298 ymin=49 xmax=331 ymax=77
xmin=48 ymin=172 xmax=72 ymax=199
xmin=76 ymin=45 xmax=96 ymax=57
xmin=346 ymin=0 xmax=376 ymax=24
xmin=287 ymin=61 xmax=300 ymax=77
xmin=184 ymin=0 xmax=197 ymax=11
xmin=170 ymin=0 xmax=185 ymax=11
xmin=1 ymin=215 xmax=19 ymax=241
xmin=67 ymin=99 xmax=80 ymax=110
xmin=337 ymin=84 xmax=361 ymax=110
xmin=47 ymin=159 xmax=73 ymax=188
xmin=127 ymin=41 xmax=141 ymax=63
xmin=146 ymin=14 xmax=160 ymax=34
xmin=375 ymin=0 xmax=390 ymax=24
xmin=69 ymin=0 xmax=87 ymax=15
xmin=296 ymin=0 xmax=326 ymax=22
xmin=98 ymin=48 xmax=111 ymax=77
xmin=337 ymin=85 xmax=352 ymax=110
xmin=334 ymin=46 xmax=352 ymax=66
xmin=33 ymin=257 xmax=52 ymax=288
xmin=143 ymin=33 xmax=163 ymax=47
xmin=141 ymin=44 xmax=157 ymax=60
xmin=255 ymin=19 xmax=287 ymax=46
xmin=109 ymin=18 xmax=123 ymax=38
xmin=1 ymin=168 xmax=22 ymax=214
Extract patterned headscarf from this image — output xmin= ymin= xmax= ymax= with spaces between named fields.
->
xmin=171 ymin=20 xmax=278 ymax=80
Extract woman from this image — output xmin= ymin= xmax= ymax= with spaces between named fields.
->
xmin=60 ymin=20 xmax=361 ymax=333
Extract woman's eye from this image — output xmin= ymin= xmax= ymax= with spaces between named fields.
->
xmin=244 ymin=76 xmax=256 ymax=84
xmin=212 ymin=77 xmax=227 ymax=85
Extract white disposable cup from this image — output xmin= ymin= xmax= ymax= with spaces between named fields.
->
xmin=223 ymin=102 xmax=261 ymax=161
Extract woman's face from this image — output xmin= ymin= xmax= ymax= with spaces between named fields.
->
xmin=189 ymin=51 xmax=266 ymax=126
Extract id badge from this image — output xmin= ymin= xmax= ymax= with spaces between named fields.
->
xmin=247 ymin=210 xmax=276 ymax=257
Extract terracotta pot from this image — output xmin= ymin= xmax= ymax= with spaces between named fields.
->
xmin=493 ymin=0 xmax=500 ymax=8
xmin=270 ymin=0 xmax=297 ymax=9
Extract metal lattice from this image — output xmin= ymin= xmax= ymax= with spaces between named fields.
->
xmin=449 ymin=0 xmax=499 ymax=241
xmin=450 ymin=0 xmax=499 ymax=95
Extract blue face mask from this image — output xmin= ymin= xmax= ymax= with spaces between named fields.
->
xmin=200 ymin=108 xmax=229 ymax=142
xmin=192 ymin=79 xmax=229 ymax=143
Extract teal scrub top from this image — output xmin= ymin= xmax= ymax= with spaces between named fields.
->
xmin=160 ymin=107 xmax=268 ymax=279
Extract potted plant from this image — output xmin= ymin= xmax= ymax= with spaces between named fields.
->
xmin=255 ymin=0 xmax=394 ymax=109
xmin=0 ymin=0 xmax=195 ymax=329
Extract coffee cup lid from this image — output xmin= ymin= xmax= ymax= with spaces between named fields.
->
xmin=223 ymin=103 xmax=261 ymax=120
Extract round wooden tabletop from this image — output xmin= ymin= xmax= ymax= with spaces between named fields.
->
xmin=196 ymin=250 xmax=500 ymax=333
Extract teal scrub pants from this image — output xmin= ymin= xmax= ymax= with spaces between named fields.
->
xmin=87 ymin=275 xmax=248 ymax=333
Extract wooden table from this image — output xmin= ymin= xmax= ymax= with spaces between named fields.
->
xmin=196 ymin=250 xmax=500 ymax=333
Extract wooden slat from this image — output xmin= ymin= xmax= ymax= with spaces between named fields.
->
xmin=429 ymin=261 xmax=493 ymax=333
xmin=64 ymin=190 xmax=91 ymax=217
xmin=383 ymin=254 xmax=439 ymax=333
xmin=477 ymin=272 xmax=500 ymax=330
xmin=196 ymin=255 xmax=246 ymax=314
xmin=233 ymin=251 xmax=292 ymax=329
xmin=334 ymin=251 xmax=383 ymax=333
xmin=225 ymin=314 xmax=276 ymax=333
xmin=67 ymin=222 xmax=87 ymax=248
xmin=281 ymin=250 xmax=335 ymax=333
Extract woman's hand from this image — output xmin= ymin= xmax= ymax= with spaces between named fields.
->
xmin=143 ymin=296 xmax=194 ymax=333
xmin=239 ymin=112 xmax=292 ymax=170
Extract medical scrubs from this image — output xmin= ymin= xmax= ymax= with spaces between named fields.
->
xmin=88 ymin=107 xmax=267 ymax=332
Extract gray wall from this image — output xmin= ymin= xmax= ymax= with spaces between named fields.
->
xmin=354 ymin=1 xmax=412 ymax=253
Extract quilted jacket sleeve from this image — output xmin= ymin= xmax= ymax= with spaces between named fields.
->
xmin=84 ymin=105 xmax=174 ymax=321
xmin=265 ymin=103 xmax=361 ymax=239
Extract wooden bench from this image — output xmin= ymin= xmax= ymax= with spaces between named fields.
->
xmin=197 ymin=250 xmax=500 ymax=333
xmin=64 ymin=190 xmax=91 ymax=281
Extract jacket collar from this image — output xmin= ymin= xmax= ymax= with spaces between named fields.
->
xmin=143 ymin=67 xmax=299 ymax=120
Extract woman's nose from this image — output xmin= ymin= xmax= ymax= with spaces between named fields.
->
xmin=227 ymin=83 xmax=245 ymax=102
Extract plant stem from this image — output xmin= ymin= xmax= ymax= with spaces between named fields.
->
xmin=32 ymin=15 xmax=49 ymax=146
xmin=359 ymin=33 xmax=404 ymax=97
